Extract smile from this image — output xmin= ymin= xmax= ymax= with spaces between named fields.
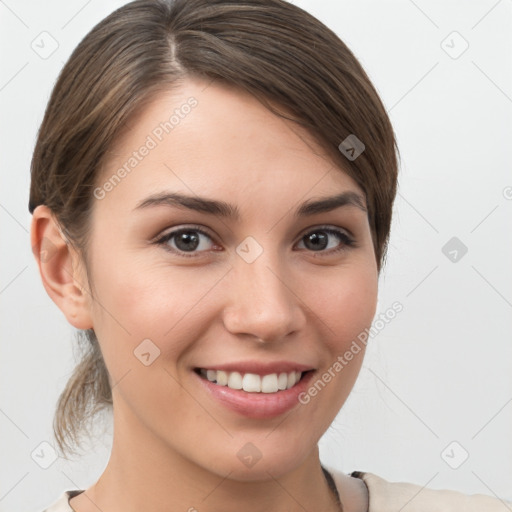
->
xmin=193 ymin=362 xmax=317 ymax=418
xmin=196 ymin=368 xmax=305 ymax=393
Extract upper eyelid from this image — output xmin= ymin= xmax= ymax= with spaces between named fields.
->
xmin=155 ymin=225 xmax=215 ymax=242
xmin=297 ymin=224 xmax=353 ymax=239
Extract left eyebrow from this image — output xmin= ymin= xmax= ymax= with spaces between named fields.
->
xmin=133 ymin=190 xmax=367 ymax=219
xmin=296 ymin=191 xmax=367 ymax=216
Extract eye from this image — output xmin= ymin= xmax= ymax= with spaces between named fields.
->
xmin=154 ymin=225 xmax=218 ymax=258
xmin=295 ymin=226 xmax=356 ymax=255
xmin=154 ymin=224 xmax=357 ymax=259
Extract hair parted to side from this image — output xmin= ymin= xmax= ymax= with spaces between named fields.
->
xmin=29 ymin=0 xmax=400 ymax=457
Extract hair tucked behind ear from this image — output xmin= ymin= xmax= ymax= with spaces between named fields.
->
xmin=30 ymin=0 xmax=400 ymax=457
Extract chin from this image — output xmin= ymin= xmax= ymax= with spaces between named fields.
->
xmin=196 ymin=433 xmax=317 ymax=482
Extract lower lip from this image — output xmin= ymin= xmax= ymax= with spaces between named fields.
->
xmin=194 ymin=370 xmax=316 ymax=419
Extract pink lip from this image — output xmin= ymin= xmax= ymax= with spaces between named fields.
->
xmin=194 ymin=367 xmax=316 ymax=419
xmin=195 ymin=360 xmax=315 ymax=376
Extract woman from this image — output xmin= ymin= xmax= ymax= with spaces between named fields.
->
xmin=29 ymin=0 xmax=509 ymax=510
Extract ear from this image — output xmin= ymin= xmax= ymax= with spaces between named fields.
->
xmin=30 ymin=205 xmax=94 ymax=330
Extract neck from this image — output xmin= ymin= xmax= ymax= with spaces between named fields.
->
xmin=81 ymin=408 xmax=342 ymax=512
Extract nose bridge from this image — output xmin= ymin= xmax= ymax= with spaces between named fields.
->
xmin=223 ymin=238 xmax=303 ymax=342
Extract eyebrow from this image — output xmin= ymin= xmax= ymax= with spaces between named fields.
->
xmin=134 ymin=190 xmax=367 ymax=219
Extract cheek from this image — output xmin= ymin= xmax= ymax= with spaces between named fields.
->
xmin=305 ymin=261 xmax=378 ymax=351
xmin=295 ymin=268 xmax=376 ymax=432
xmin=89 ymin=250 xmax=226 ymax=367
xmin=87 ymin=256 xmax=217 ymax=423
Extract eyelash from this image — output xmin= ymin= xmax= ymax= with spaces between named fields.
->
xmin=154 ymin=224 xmax=357 ymax=259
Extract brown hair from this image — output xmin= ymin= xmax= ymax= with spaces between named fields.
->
xmin=29 ymin=0 xmax=400 ymax=457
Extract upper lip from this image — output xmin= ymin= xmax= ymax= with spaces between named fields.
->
xmin=195 ymin=361 xmax=315 ymax=376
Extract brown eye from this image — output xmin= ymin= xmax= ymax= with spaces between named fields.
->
xmin=156 ymin=226 xmax=217 ymax=258
xmin=173 ymin=230 xmax=201 ymax=252
xmin=297 ymin=227 xmax=356 ymax=254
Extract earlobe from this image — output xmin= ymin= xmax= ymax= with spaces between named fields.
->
xmin=30 ymin=205 xmax=94 ymax=330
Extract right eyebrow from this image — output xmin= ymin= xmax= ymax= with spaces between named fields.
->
xmin=134 ymin=192 xmax=241 ymax=219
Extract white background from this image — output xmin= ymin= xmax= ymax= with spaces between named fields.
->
xmin=1 ymin=1 xmax=511 ymax=511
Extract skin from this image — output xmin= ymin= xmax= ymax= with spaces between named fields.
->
xmin=31 ymin=77 xmax=377 ymax=512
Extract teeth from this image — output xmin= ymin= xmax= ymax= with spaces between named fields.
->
xmin=277 ymin=372 xmax=288 ymax=390
xmin=199 ymin=368 xmax=304 ymax=393
xmin=261 ymin=374 xmax=278 ymax=393
xmin=243 ymin=373 xmax=261 ymax=392
xmin=227 ymin=371 xmax=243 ymax=390
xmin=216 ymin=370 xmax=228 ymax=386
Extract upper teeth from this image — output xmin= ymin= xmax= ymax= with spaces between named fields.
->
xmin=199 ymin=369 xmax=302 ymax=393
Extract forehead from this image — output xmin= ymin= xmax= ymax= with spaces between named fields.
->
xmin=94 ymin=77 xmax=364 ymax=216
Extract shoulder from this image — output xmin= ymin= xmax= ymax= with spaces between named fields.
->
xmin=41 ymin=490 xmax=84 ymax=512
xmin=328 ymin=467 xmax=511 ymax=512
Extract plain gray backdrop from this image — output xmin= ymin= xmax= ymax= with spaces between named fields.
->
xmin=1 ymin=1 xmax=511 ymax=511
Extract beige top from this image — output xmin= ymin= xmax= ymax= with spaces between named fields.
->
xmin=41 ymin=469 xmax=510 ymax=511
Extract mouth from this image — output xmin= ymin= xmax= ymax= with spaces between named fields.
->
xmin=192 ymin=361 xmax=317 ymax=418
xmin=194 ymin=367 xmax=313 ymax=393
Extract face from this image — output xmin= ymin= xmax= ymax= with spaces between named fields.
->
xmin=82 ymin=77 xmax=378 ymax=480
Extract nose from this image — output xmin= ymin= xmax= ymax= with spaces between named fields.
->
xmin=222 ymin=247 xmax=306 ymax=344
